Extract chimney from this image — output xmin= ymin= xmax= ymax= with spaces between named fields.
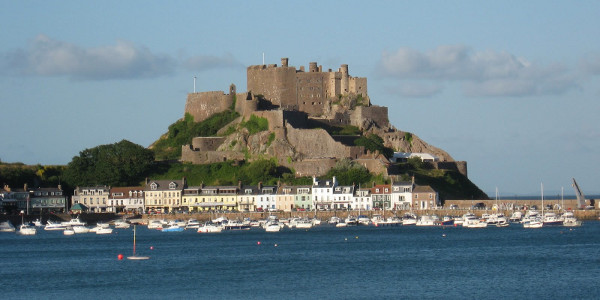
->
xmin=258 ymin=182 xmax=263 ymax=190
xmin=238 ymin=180 xmax=242 ymax=189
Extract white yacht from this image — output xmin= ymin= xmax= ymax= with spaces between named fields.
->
xmin=462 ymin=213 xmax=487 ymax=228
xmin=198 ymin=222 xmax=223 ymax=233
xmin=562 ymin=211 xmax=582 ymax=227
xmin=295 ymin=218 xmax=314 ymax=229
xmin=416 ymin=215 xmax=439 ymax=226
xmin=114 ymin=220 xmax=131 ymax=229
xmin=328 ymin=216 xmax=341 ymax=225
xmin=62 ymin=216 xmax=86 ymax=227
xmin=147 ymin=220 xmax=163 ymax=230
xmin=18 ymin=224 xmax=37 ymax=235
xmin=185 ymin=219 xmax=201 ymax=229
xmin=64 ymin=226 xmax=75 ymax=235
xmin=264 ymin=221 xmax=281 ymax=232
xmin=542 ymin=212 xmax=563 ymax=226
xmin=73 ymin=225 xmax=90 ymax=233
xmin=402 ymin=213 xmax=417 ymax=226
xmin=44 ymin=220 xmax=66 ymax=231
xmin=523 ymin=219 xmax=543 ymax=228
xmin=508 ymin=211 xmax=523 ymax=223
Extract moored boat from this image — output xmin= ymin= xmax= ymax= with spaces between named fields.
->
xmin=0 ymin=221 xmax=16 ymax=232
xmin=44 ymin=220 xmax=66 ymax=231
xmin=18 ymin=224 xmax=36 ymax=235
xmin=198 ymin=222 xmax=223 ymax=233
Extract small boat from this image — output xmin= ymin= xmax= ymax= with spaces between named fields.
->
xmin=335 ymin=222 xmax=348 ymax=228
xmin=345 ymin=216 xmax=358 ymax=226
xmin=18 ymin=224 xmax=37 ymax=235
xmin=462 ymin=213 xmax=487 ymax=228
xmin=161 ymin=224 xmax=184 ymax=232
xmin=440 ymin=216 xmax=455 ymax=226
xmin=509 ymin=211 xmax=523 ymax=223
xmin=92 ymin=223 xmax=113 ymax=234
xmin=147 ymin=220 xmax=163 ymax=230
xmin=127 ymin=225 xmax=149 ymax=260
xmin=265 ymin=221 xmax=281 ymax=232
xmin=523 ymin=219 xmax=543 ymax=228
xmin=295 ymin=218 xmax=314 ymax=229
xmin=402 ymin=213 xmax=417 ymax=226
xmin=328 ymin=216 xmax=341 ymax=225
xmin=44 ymin=220 xmax=66 ymax=231
xmin=62 ymin=216 xmax=86 ymax=227
xmin=0 ymin=221 xmax=16 ymax=232
xmin=562 ymin=211 xmax=581 ymax=227
xmin=223 ymin=220 xmax=251 ymax=230
xmin=357 ymin=215 xmax=371 ymax=226
xmin=73 ymin=225 xmax=90 ymax=233
xmin=198 ymin=222 xmax=223 ymax=233
xmin=32 ymin=219 xmax=43 ymax=227
xmin=416 ymin=215 xmax=439 ymax=226
xmin=114 ymin=219 xmax=131 ymax=229
xmin=64 ymin=226 xmax=75 ymax=235
xmin=185 ymin=219 xmax=201 ymax=229
xmin=542 ymin=212 xmax=563 ymax=226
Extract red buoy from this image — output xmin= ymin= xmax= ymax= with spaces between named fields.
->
xmin=118 ymin=254 xmax=124 ymax=260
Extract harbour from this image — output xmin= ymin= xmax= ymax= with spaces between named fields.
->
xmin=2 ymin=222 xmax=600 ymax=299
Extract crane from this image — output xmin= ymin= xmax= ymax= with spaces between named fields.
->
xmin=571 ymin=178 xmax=586 ymax=209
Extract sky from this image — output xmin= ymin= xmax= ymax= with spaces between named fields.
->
xmin=1 ymin=1 xmax=599 ymax=197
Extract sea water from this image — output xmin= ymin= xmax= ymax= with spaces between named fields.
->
xmin=1 ymin=223 xmax=600 ymax=299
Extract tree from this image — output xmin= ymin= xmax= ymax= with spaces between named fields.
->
xmin=354 ymin=134 xmax=394 ymax=158
xmin=63 ymin=140 xmax=155 ymax=187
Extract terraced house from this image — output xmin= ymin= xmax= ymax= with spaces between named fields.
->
xmin=144 ymin=179 xmax=185 ymax=213
xmin=72 ymin=186 xmax=110 ymax=213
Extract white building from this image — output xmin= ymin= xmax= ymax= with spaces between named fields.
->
xmin=391 ymin=181 xmax=413 ymax=210
xmin=351 ymin=188 xmax=372 ymax=211
xmin=312 ymin=176 xmax=337 ymax=210
xmin=389 ymin=152 xmax=439 ymax=163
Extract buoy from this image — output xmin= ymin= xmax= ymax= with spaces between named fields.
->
xmin=355 ymin=236 xmax=358 ymax=239
xmin=344 ymin=238 xmax=348 ymax=241
xmin=442 ymin=234 xmax=446 ymax=237
xmin=274 ymin=244 xmax=278 ymax=247
xmin=257 ymin=241 xmax=261 ymax=245
xmin=150 ymin=246 xmax=154 ymax=250
xmin=118 ymin=254 xmax=123 ymax=260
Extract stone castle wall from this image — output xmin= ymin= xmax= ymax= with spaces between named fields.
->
xmin=350 ymin=106 xmax=389 ymax=129
xmin=185 ymin=91 xmax=233 ymax=122
xmin=286 ymin=125 xmax=364 ymax=159
xmin=190 ymin=137 xmax=226 ymax=152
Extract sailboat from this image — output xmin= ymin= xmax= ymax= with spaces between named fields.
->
xmin=127 ymin=225 xmax=150 ymax=260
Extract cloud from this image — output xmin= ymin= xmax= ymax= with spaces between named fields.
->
xmin=377 ymin=45 xmax=577 ymax=97
xmin=384 ymin=82 xmax=443 ymax=98
xmin=579 ymin=53 xmax=600 ymax=76
xmin=182 ymin=53 xmax=244 ymax=71
xmin=2 ymin=35 xmax=175 ymax=80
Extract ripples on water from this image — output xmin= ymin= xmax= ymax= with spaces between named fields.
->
xmin=1 ymin=223 xmax=600 ymax=299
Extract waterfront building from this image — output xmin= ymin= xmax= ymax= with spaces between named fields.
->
xmin=72 ymin=186 xmax=110 ymax=213
xmin=277 ymin=185 xmax=295 ymax=212
xmin=313 ymin=176 xmax=337 ymax=210
xmin=144 ymin=179 xmax=185 ymax=213
xmin=31 ymin=186 xmax=67 ymax=214
xmin=352 ymin=188 xmax=372 ymax=211
xmin=389 ymin=152 xmax=439 ymax=163
xmin=255 ymin=183 xmax=277 ymax=212
xmin=190 ymin=185 xmax=237 ymax=212
xmin=293 ymin=185 xmax=312 ymax=210
xmin=412 ymin=185 xmax=439 ymax=210
xmin=332 ymin=185 xmax=354 ymax=210
xmin=238 ymin=185 xmax=258 ymax=212
xmin=371 ymin=184 xmax=392 ymax=210
xmin=391 ymin=181 xmax=413 ymax=210
xmin=182 ymin=186 xmax=201 ymax=213
xmin=108 ymin=187 xmax=144 ymax=213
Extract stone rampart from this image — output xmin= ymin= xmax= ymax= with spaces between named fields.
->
xmin=292 ymin=158 xmax=338 ymax=177
xmin=351 ymin=106 xmax=389 ymax=129
xmin=185 ymin=91 xmax=233 ymax=122
xmin=286 ymin=125 xmax=364 ymax=159
xmin=433 ymin=161 xmax=468 ymax=177
xmin=190 ymin=137 xmax=226 ymax=152
xmin=180 ymin=146 xmax=245 ymax=164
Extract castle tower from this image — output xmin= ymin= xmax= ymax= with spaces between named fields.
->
xmin=340 ymin=64 xmax=349 ymax=95
xmin=281 ymin=57 xmax=289 ymax=67
xmin=309 ymin=62 xmax=318 ymax=72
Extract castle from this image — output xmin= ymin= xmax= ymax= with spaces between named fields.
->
xmin=181 ymin=58 xmax=466 ymax=178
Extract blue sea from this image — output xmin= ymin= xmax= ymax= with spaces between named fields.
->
xmin=2 ymin=223 xmax=600 ymax=299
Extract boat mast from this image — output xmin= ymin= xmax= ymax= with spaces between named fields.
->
xmin=133 ymin=225 xmax=137 ymax=256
